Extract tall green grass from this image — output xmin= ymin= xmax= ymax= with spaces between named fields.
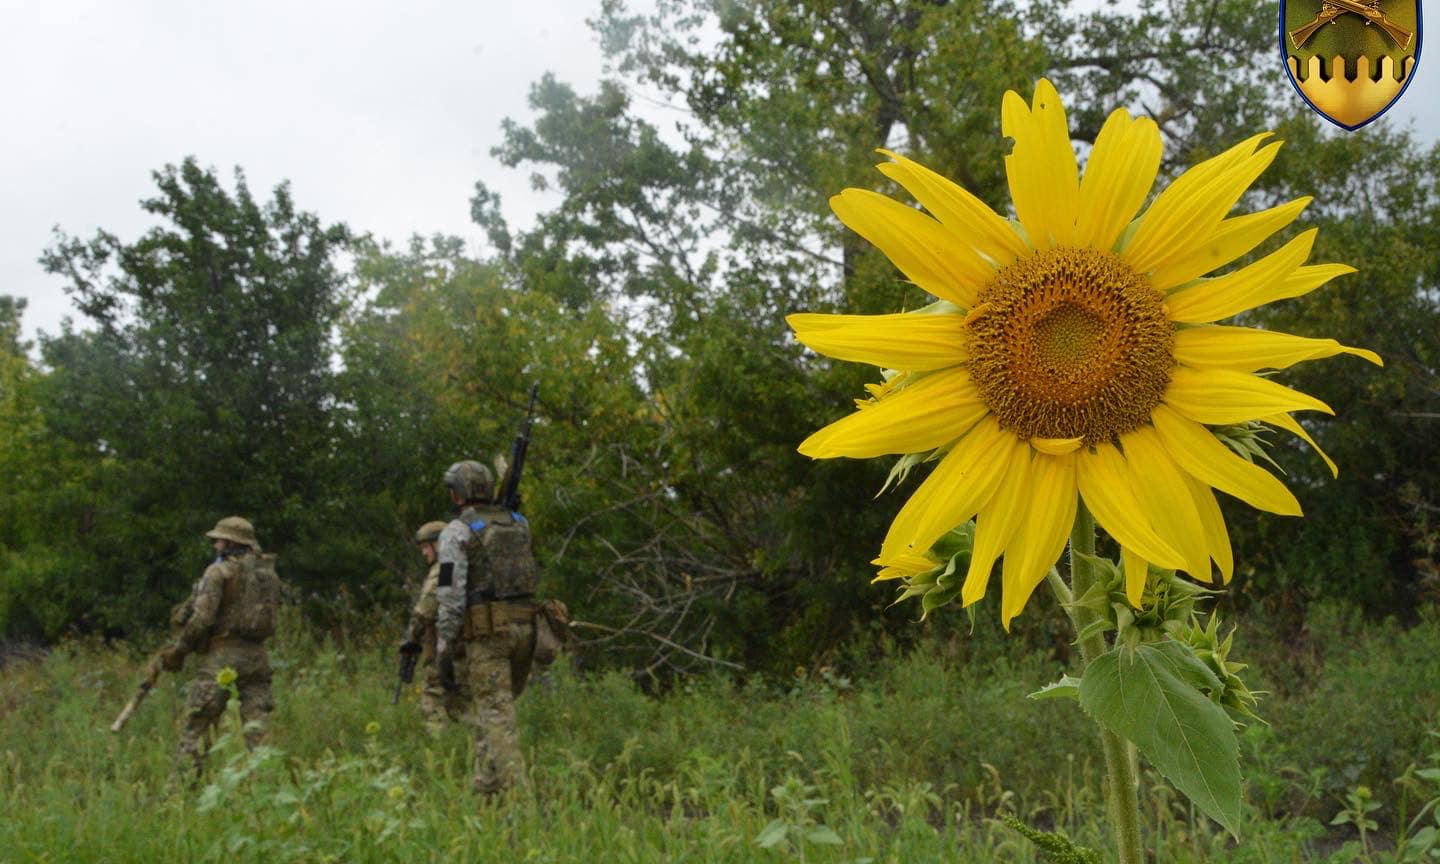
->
xmin=2 ymin=605 xmax=1438 ymax=862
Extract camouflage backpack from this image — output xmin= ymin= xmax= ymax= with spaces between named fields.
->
xmin=232 ymin=553 xmax=281 ymax=639
xmin=463 ymin=508 xmax=538 ymax=601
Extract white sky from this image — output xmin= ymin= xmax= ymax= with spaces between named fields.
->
xmin=3 ymin=0 xmax=1437 ymax=348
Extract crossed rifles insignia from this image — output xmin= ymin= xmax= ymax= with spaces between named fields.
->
xmin=1289 ymin=0 xmax=1413 ymax=51
xmin=1279 ymin=0 xmax=1421 ymax=130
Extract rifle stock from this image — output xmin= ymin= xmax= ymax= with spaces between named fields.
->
xmin=1367 ymin=13 xmax=1413 ymax=47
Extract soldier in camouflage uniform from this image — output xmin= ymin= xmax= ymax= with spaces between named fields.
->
xmin=406 ymin=519 xmax=464 ymax=733
xmin=158 ymin=516 xmax=280 ymax=778
xmin=434 ymin=460 xmax=539 ymax=796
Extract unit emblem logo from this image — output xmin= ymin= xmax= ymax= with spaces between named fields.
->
xmin=1281 ymin=0 xmax=1422 ymax=130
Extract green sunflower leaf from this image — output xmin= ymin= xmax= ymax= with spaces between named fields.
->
xmin=1028 ymin=674 xmax=1082 ymax=701
xmin=1078 ymin=641 xmax=1243 ymax=837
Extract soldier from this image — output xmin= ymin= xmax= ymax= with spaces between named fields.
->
xmin=156 ymin=516 xmax=280 ymax=778
xmin=405 ymin=519 xmax=464 ymax=733
xmin=434 ymin=459 xmax=539 ymax=796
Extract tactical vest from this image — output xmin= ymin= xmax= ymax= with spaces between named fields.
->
xmin=460 ymin=506 xmax=538 ymax=604
xmin=218 ymin=552 xmax=282 ymax=640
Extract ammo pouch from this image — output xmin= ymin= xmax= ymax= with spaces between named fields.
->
xmin=463 ymin=600 xmax=535 ymax=640
xmin=461 ymin=599 xmax=570 ymax=699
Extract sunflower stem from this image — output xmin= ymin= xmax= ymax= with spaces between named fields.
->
xmin=1066 ymin=501 xmax=1146 ymax=864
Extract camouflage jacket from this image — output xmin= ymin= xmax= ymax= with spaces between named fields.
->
xmin=434 ymin=507 xmax=479 ymax=646
xmin=408 ymin=563 xmax=440 ymax=644
xmin=174 ymin=551 xmax=268 ymax=656
xmin=413 ymin=562 xmax=441 ymax=621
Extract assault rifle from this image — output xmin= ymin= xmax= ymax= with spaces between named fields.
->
xmin=393 ymin=641 xmax=422 ymax=704
xmin=111 ymin=653 xmax=165 ymax=732
xmin=495 ymin=382 xmax=540 ymax=512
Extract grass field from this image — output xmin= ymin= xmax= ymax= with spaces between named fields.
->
xmin=3 ymin=604 xmax=1439 ymax=863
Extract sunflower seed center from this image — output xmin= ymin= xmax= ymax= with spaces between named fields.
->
xmin=966 ymin=247 xmax=1173 ymax=444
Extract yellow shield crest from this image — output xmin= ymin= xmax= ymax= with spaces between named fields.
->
xmin=1281 ymin=0 xmax=1422 ymax=130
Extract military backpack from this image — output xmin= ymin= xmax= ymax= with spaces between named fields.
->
xmin=232 ymin=553 xmax=282 ymax=639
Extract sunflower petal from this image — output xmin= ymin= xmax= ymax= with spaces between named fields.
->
xmin=1000 ymin=453 xmax=1076 ymax=629
xmin=880 ymin=416 xmax=1013 ymax=559
xmin=787 ymin=311 xmax=971 ymax=371
xmin=1030 ymin=437 xmax=1083 ymax=455
xmin=1126 ymin=137 xmax=1280 ymax=275
xmin=962 ymin=439 xmax=1030 ymax=605
xmin=1264 ymin=412 xmax=1339 ymax=479
xmin=871 ymin=551 xmax=938 ymax=583
xmin=1075 ymin=109 xmax=1162 ymax=251
xmin=799 ymin=368 xmax=986 ymax=458
xmin=1121 ymin=546 xmax=1149 ymax=607
xmin=1167 ymin=229 xmax=1317 ymax=323
xmin=1173 ymin=324 xmax=1382 ymax=372
xmin=1164 ymin=366 xmax=1333 ymax=424
xmin=1149 ymin=405 xmax=1302 ymax=516
xmin=1182 ymin=472 xmax=1234 ymax=583
xmin=1076 ymin=442 xmax=1187 ymax=569
xmin=830 ymin=190 xmax=990 ymax=307
xmin=876 ymin=149 xmax=1029 ymax=265
xmin=1121 ymin=427 xmax=1212 ymax=581
xmin=1173 ymin=262 xmax=1361 ymax=324
xmin=1150 ymin=197 xmax=1312 ymax=291
xmin=1280 ymin=263 xmax=1359 ymax=301
xmin=1003 ymin=79 xmax=1079 ymax=248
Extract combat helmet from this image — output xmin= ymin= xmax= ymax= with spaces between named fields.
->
xmin=414 ymin=520 xmax=448 ymax=545
xmin=443 ymin=460 xmax=494 ymax=503
xmin=206 ymin=516 xmax=258 ymax=549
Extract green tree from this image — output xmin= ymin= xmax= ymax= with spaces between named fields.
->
xmin=33 ymin=158 xmax=352 ymax=632
xmin=0 ymin=297 xmax=94 ymax=639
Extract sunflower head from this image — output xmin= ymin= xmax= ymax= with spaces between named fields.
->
xmin=791 ymin=79 xmax=1379 ymax=628
xmin=966 ymin=246 xmax=1173 ymax=445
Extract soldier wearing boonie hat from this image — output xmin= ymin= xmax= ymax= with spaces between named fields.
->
xmin=159 ymin=516 xmax=280 ymax=779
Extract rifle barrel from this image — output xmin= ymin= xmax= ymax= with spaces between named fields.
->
xmin=110 ymin=680 xmax=154 ymax=732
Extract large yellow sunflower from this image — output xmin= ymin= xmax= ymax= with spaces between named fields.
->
xmin=789 ymin=79 xmax=1380 ymax=628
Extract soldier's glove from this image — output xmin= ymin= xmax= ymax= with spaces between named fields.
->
xmin=435 ymin=636 xmax=459 ymax=692
xmin=158 ymin=646 xmax=184 ymax=672
xmin=438 ymin=658 xmax=458 ymax=691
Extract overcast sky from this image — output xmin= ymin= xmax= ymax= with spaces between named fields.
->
xmin=4 ymin=0 xmax=1436 ymax=348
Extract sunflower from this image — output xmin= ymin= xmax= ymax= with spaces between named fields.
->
xmin=789 ymin=79 xmax=1380 ymax=628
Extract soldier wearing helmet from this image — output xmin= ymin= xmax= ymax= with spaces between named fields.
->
xmin=434 ymin=458 xmax=539 ymax=795
xmin=158 ymin=516 xmax=281 ymax=778
xmin=404 ymin=519 xmax=462 ymax=733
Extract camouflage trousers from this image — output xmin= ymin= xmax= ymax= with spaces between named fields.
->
xmin=177 ymin=640 xmax=272 ymax=778
xmin=461 ymin=605 xmax=535 ymax=796
xmin=419 ymin=658 xmax=467 ymax=735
